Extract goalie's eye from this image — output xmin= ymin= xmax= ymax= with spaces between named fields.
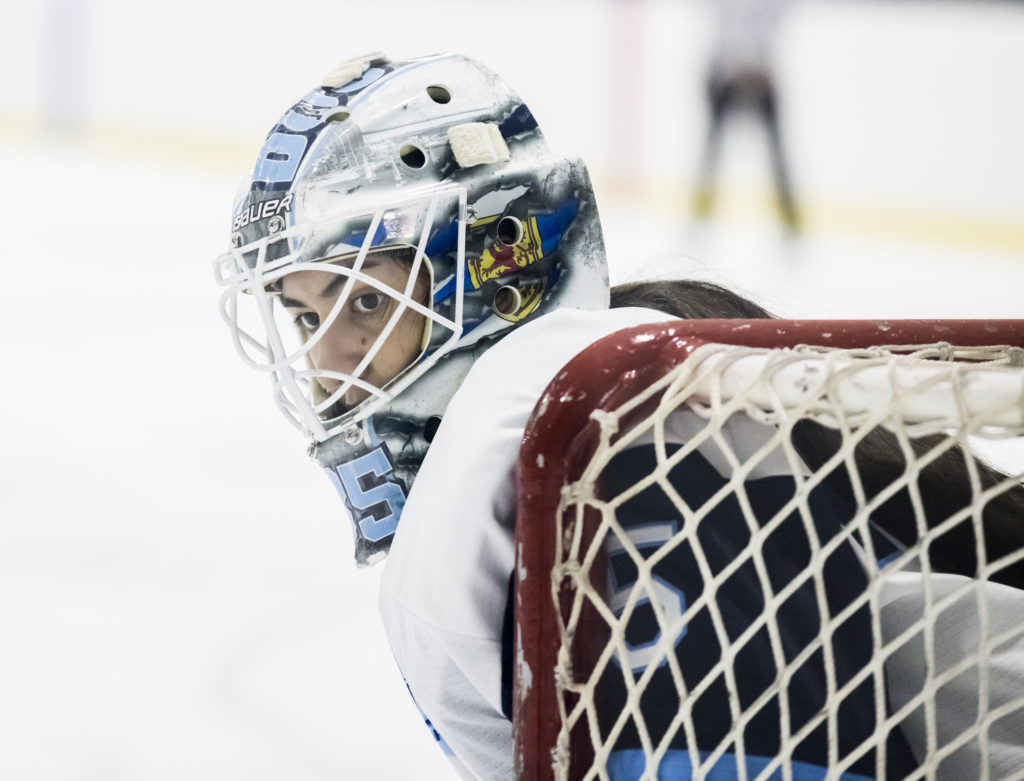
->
xmin=295 ymin=311 xmax=321 ymax=333
xmin=353 ymin=292 xmax=383 ymax=314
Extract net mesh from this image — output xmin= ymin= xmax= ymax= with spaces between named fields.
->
xmin=542 ymin=340 xmax=1024 ymax=781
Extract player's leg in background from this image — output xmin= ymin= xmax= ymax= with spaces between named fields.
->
xmin=692 ymin=74 xmax=732 ymax=220
xmin=759 ymin=80 xmax=800 ymax=232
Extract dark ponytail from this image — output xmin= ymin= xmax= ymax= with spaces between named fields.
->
xmin=611 ymin=279 xmax=774 ymax=320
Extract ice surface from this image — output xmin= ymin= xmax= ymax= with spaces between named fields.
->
xmin=2 ymin=1 xmax=1023 ymax=778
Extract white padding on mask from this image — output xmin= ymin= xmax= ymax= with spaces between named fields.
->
xmin=322 ymin=51 xmax=388 ymax=88
xmin=447 ymin=123 xmax=510 ymax=168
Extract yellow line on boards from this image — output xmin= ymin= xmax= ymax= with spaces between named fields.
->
xmin=4 ymin=114 xmax=1022 ymax=258
xmin=593 ymin=176 xmax=1024 ymax=258
xmin=0 ymin=112 xmax=254 ymax=173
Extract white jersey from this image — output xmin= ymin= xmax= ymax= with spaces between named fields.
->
xmin=880 ymin=572 xmax=1024 ymax=778
xmin=378 ymin=307 xmax=676 ymax=779
xmin=707 ymin=0 xmax=791 ymax=79
xmin=377 ymin=307 xmax=1024 ymax=779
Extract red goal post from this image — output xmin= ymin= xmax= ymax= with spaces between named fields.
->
xmin=512 ymin=319 xmax=1024 ymax=781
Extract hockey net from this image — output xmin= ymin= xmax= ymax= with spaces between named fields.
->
xmin=513 ymin=319 xmax=1024 ymax=781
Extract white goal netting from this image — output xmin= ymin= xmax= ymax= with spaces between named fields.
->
xmin=520 ymin=335 xmax=1024 ymax=781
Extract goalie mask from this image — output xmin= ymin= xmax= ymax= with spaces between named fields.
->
xmin=214 ymin=53 xmax=608 ymax=565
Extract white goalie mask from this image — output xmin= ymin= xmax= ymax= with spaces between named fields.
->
xmin=214 ymin=53 xmax=608 ymax=565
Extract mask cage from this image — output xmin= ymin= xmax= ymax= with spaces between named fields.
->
xmin=215 ymin=184 xmax=467 ymax=440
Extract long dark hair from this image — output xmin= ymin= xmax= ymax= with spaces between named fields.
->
xmin=611 ymin=279 xmax=1024 ymax=589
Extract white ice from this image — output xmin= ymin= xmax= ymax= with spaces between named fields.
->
xmin=2 ymin=1 xmax=1023 ymax=778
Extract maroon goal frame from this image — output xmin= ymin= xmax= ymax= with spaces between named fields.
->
xmin=511 ymin=318 xmax=1024 ymax=781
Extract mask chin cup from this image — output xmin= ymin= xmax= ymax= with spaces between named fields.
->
xmin=310 ymin=421 xmax=409 ymax=568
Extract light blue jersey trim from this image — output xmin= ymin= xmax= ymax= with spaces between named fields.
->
xmin=404 ymin=681 xmax=456 ymax=758
xmin=607 ymin=749 xmax=875 ymax=781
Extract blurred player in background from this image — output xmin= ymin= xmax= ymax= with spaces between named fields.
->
xmin=694 ymin=0 xmax=800 ymax=231
xmin=214 ymin=53 xmax=1023 ymax=779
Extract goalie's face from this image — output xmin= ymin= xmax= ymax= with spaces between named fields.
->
xmin=278 ymin=252 xmax=431 ymax=411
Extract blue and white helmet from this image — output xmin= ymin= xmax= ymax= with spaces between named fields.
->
xmin=214 ymin=53 xmax=608 ymax=565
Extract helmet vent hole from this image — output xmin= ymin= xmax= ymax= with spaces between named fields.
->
xmin=400 ymin=144 xmax=427 ymax=169
xmin=493 ymin=285 xmax=523 ymax=317
xmin=496 ymin=216 xmax=524 ymax=246
xmin=423 ymin=416 xmax=443 ymax=443
xmin=327 ymin=110 xmax=351 ymax=124
xmin=426 ymin=85 xmax=451 ymax=104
